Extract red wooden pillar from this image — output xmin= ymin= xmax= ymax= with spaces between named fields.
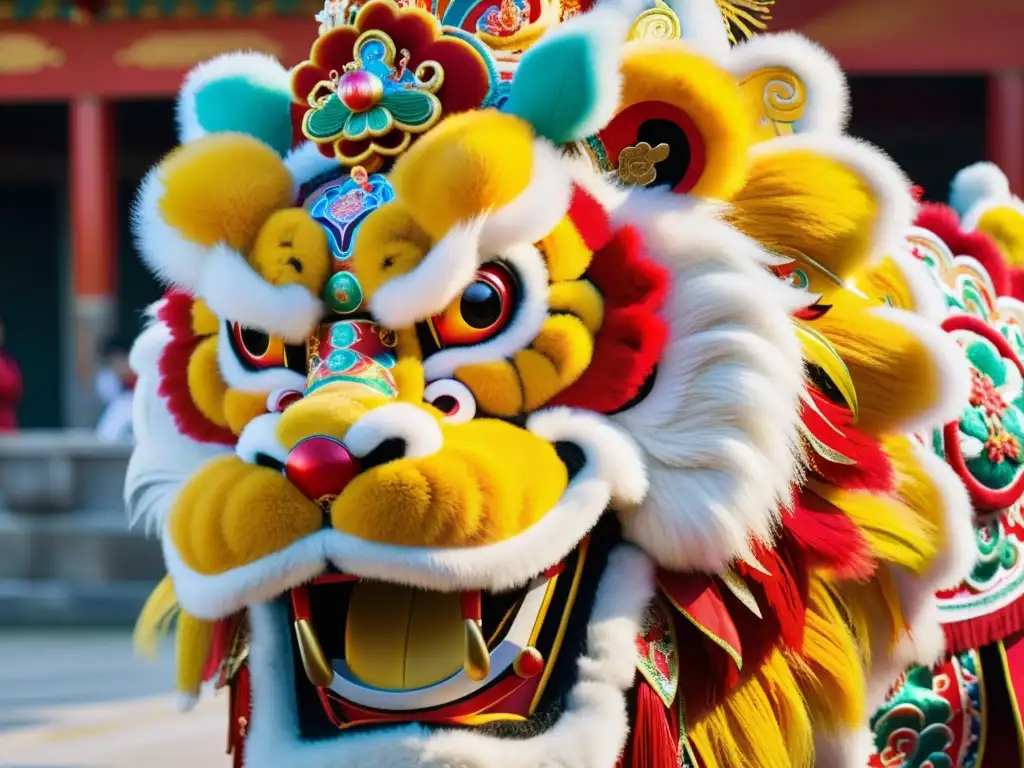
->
xmin=69 ymin=96 xmax=117 ymax=424
xmin=987 ymin=71 xmax=1024 ymax=194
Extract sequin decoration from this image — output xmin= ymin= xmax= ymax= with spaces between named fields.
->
xmin=306 ymin=319 xmax=398 ymax=396
xmin=635 ymin=597 xmax=679 ymax=708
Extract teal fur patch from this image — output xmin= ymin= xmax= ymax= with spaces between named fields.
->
xmin=193 ymin=76 xmax=294 ymax=157
xmin=503 ymin=31 xmax=607 ymax=145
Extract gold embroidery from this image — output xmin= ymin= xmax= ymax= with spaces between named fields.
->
xmin=617 ymin=142 xmax=671 ymax=187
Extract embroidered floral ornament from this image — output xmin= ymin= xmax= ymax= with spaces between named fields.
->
xmin=291 ymin=0 xmax=498 ymax=170
xmin=941 ymin=314 xmax=1024 ymax=509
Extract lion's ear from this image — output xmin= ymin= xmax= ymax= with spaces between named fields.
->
xmin=589 ymin=40 xmax=754 ymax=201
xmin=177 ymin=52 xmax=294 ymax=156
xmin=728 ymin=31 xmax=849 ymax=139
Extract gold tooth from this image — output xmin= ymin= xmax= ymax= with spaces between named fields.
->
xmin=463 ymin=619 xmax=491 ymax=682
xmin=294 ymin=618 xmax=334 ymax=687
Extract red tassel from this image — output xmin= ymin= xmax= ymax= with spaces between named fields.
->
xmin=631 ymin=679 xmax=679 ymax=768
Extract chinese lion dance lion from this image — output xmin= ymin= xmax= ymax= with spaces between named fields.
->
xmin=127 ymin=0 xmax=980 ymax=766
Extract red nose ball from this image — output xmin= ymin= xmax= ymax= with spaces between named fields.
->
xmin=284 ymin=436 xmax=361 ymax=504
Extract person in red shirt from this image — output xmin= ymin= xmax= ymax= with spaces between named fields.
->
xmin=0 ymin=319 xmax=23 ymax=432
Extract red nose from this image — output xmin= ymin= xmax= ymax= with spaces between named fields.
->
xmin=284 ymin=436 xmax=360 ymax=504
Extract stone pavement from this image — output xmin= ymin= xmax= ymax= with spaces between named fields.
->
xmin=0 ymin=630 xmax=227 ymax=768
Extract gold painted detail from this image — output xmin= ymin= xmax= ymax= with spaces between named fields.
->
xmin=0 ymin=34 xmax=65 ymax=74
xmin=617 ymin=141 xmax=671 ymax=187
xmin=628 ymin=0 xmax=681 ymax=41
xmin=739 ymin=66 xmax=807 ymax=141
xmin=115 ymin=31 xmax=283 ymax=70
xmin=294 ymin=618 xmax=335 ymax=687
xmin=463 ymin=619 xmax=491 ymax=682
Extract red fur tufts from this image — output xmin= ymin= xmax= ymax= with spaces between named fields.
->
xmin=916 ymin=202 xmax=1010 ymax=296
xmin=787 ymin=491 xmax=875 ymax=580
xmin=802 ymin=388 xmax=895 ymax=494
xmin=551 ymin=226 xmax=670 ymax=413
xmin=157 ymin=290 xmax=237 ymax=446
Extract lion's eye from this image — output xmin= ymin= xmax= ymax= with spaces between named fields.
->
xmin=229 ymin=322 xmax=305 ymax=374
xmin=430 ymin=263 xmax=518 ymax=348
xmin=424 ymin=378 xmax=476 ymax=424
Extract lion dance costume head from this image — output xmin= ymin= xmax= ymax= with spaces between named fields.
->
xmin=129 ymin=1 xmax=978 ymax=766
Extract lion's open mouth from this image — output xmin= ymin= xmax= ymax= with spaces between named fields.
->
xmin=283 ymin=515 xmax=622 ymax=739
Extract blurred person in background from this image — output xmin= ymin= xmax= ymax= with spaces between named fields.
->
xmin=0 ymin=318 xmax=22 ymax=432
xmin=95 ymin=335 xmax=135 ymax=442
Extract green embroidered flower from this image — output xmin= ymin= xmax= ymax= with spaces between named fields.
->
xmin=958 ymin=336 xmax=1024 ymax=490
xmin=968 ymin=517 xmax=1019 ymax=588
xmin=872 ymin=666 xmax=954 ymax=768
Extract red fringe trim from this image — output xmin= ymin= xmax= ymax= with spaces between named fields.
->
xmin=943 ymin=597 xmax=1024 ymax=654
xmin=156 ymin=290 xmax=237 ymax=446
xmin=619 ymin=679 xmax=679 ymax=768
xmin=787 ymin=490 xmax=875 ymax=581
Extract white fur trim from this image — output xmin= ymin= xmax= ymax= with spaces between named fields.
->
xmin=241 ymin=544 xmax=654 ymax=768
xmin=911 ymin=440 xmax=976 ymax=591
xmin=609 ymin=195 xmax=806 ymax=572
xmin=132 ymin=168 xmax=210 ymax=289
xmin=727 ymin=31 xmax=849 ymax=134
xmin=814 ymin=727 xmax=874 ymax=768
xmin=422 ymin=243 xmax=550 ymax=381
xmin=176 ymin=52 xmax=290 ymax=145
xmin=528 ymin=408 xmax=648 ymax=505
xmin=287 ymin=141 xmax=342 ymax=200
xmin=342 ymin=403 xmax=443 ymax=460
xmin=216 ymin=322 xmax=308 ymax=395
xmin=667 ymin=0 xmax=730 ymax=60
xmin=199 ymin=244 xmax=322 ymax=344
xmin=133 ymin=174 xmax=323 ymax=342
xmin=477 ymin=140 xmax=574 ymax=256
xmin=750 ymin=133 xmax=916 ymax=265
xmin=369 ymin=220 xmax=485 ymax=329
xmin=950 ymin=161 xmax=1012 ymax=221
xmin=164 ymin=425 xmax=624 ymax=618
xmin=870 ymin=306 xmax=971 ymax=433
xmin=236 ymin=412 xmax=286 ymax=466
xmin=125 ymin=307 xmax=231 ymax=535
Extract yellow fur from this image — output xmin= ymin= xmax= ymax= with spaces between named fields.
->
xmin=690 ymin=649 xmax=811 ymax=768
xmin=456 ymin=362 xmax=524 ymax=417
xmin=190 ymin=299 xmax=219 ymax=337
xmin=223 ymin=389 xmax=270 ymax=436
xmin=388 ymin=110 xmax=538 ymax=241
xmin=331 ymin=417 xmax=566 ymax=547
xmin=176 ymin=611 xmax=214 ymax=698
xmin=861 ymin=256 xmax=919 ymax=312
xmin=975 ymin=205 xmax=1024 ymax=267
xmin=351 ymin=202 xmax=432 ymax=302
xmin=249 ymin=208 xmax=331 ymax=295
xmin=187 ymin=337 xmax=230 ymax=428
xmin=727 ymin=151 xmax=881 ymax=291
xmin=796 ymin=576 xmax=866 ymax=732
xmin=548 ymin=280 xmax=604 ymax=335
xmin=807 ymin=480 xmax=937 ymax=575
xmin=158 ymin=133 xmax=293 ymax=253
xmin=170 ymin=455 xmax=321 ymax=574
xmin=617 ymin=41 xmax=753 ymax=200
xmin=811 ymin=297 xmax=940 ymax=435
xmin=884 ymin=434 xmax=949 ymax=575
xmin=134 ymin=575 xmax=179 ymax=661
xmin=539 ymin=218 xmax=593 ymax=282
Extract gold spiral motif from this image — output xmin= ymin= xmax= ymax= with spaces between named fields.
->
xmin=762 ymin=73 xmax=805 ymax=122
xmin=628 ymin=2 xmax=681 ymax=41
